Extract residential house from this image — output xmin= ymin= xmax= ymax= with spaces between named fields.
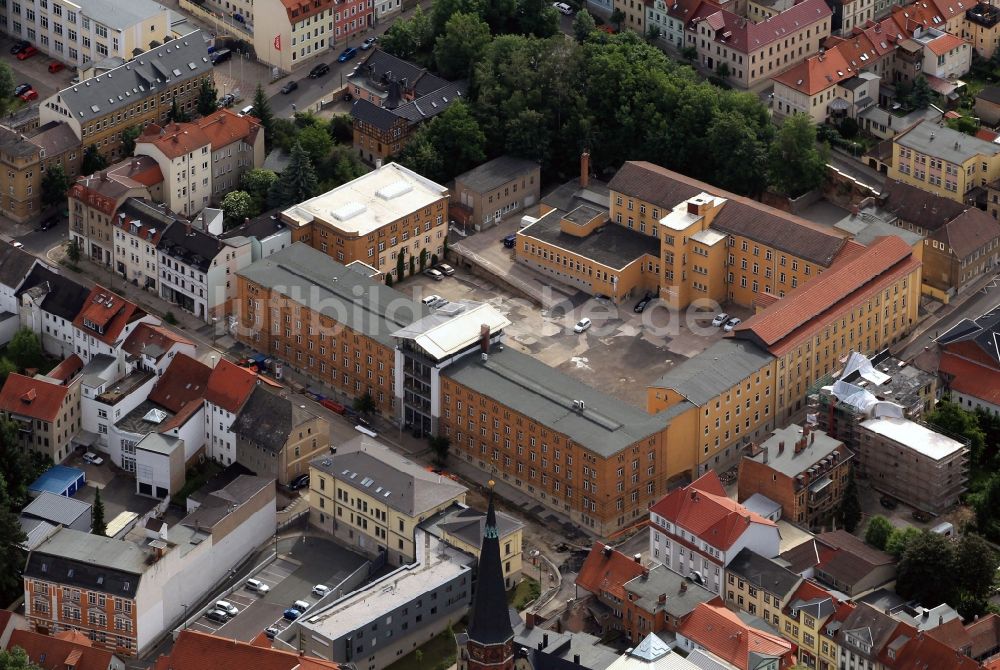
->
xmin=674 ymin=599 xmax=796 ymax=670
xmin=621 ymin=563 xmax=717 ymax=644
xmin=6 ymin=628 xmax=124 ymax=670
xmin=509 ymin=623 xmax=622 ymax=670
xmin=157 ymin=219 xmax=252 ymax=322
xmin=17 ymin=266 xmax=91 ymax=359
xmin=281 ymin=161 xmax=449 ymax=282
xmin=0 ymin=370 xmax=81 ymax=463
xmin=976 ymin=85 xmax=1000 ymax=126
xmin=0 ymin=122 xmax=81 ymax=223
xmin=23 ymin=475 xmax=275 ymax=656
xmin=646 ymin=0 xmax=703 ymax=50
xmin=39 ymin=33 xmax=213 ymax=162
xmin=2 ymin=0 xmax=171 ymax=68
xmin=111 ymin=198 xmax=176 ymax=291
xmin=231 ymin=384 xmax=329 ymax=485
xmin=575 ymin=542 xmax=648 ymax=635
xmin=604 ymin=634 xmax=705 ymax=670
xmin=219 ymin=209 xmax=291 ymax=261
xmin=452 ymin=156 xmax=540 ymax=231
xmin=781 ymin=580 xmax=842 ymax=669
xmin=347 ymin=49 xmax=450 ymax=108
xmin=252 ymin=0 xmax=370 ymax=74
xmin=71 ymin=286 xmax=152 ymax=363
xmin=724 ymin=548 xmax=801 ymax=631
xmin=930 ymin=305 xmax=1000 ymax=415
xmin=781 ymin=530 xmax=896 ymax=596
xmin=203 ymin=358 xmax=259 ymax=467
xmin=133 ymin=109 xmax=263 ymax=217
xmin=151 ymin=629 xmax=341 ymax=670
xmin=909 ymin=29 xmax=972 ymax=82
xmin=835 ymin=603 xmax=907 ymax=670
xmin=965 ymin=3 xmax=1000 ymax=60
xmin=68 ymin=157 xmax=164 ymax=268
xmin=648 ymin=471 xmax=781 ymax=596
xmin=79 ymin=353 xmax=157 ymax=452
xmin=308 ymin=433 xmax=466 ymax=565
xmin=421 ymin=501 xmax=524 ymax=588
xmin=0 ymin=241 xmax=40 ymax=345
xmin=737 ymin=423 xmax=853 ymax=527
xmin=614 ymin=0 xmax=649 ymax=35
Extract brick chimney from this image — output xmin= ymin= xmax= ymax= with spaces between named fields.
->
xmin=658 ymin=593 xmax=667 ymax=605
xmin=580 ymin=151 xmax=590 ymax=189
xmin=479 ymin=323 xmax=491 ymax=353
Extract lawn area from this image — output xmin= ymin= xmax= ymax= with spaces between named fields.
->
xmin=386 ymin=622 xmax=464 ymax=670
xmin=508 ymin=576 xmax=541 ymax=611
xmin=170 ymin=460 xmax=223 ymax=506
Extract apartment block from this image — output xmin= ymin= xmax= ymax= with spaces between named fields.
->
xmin=203 ymin=358 xmax=258 ymax=466
xmin=17 ymin=265 xmax=91 ymax=359
xmin=930 ymin=306 xmax=1000 ymax=415
xmin=39 ymin=33 xmax=213 ymax=162
xmin=452 ymin=155 xmax=540 ymax=231
xmin=0 ymin=122 xmax=80 ymax=223
xmin=0 ymin=0 xmax=171 ymax=68
xmin=0 ymin=370 xmax=81 ymax=463
xmin=889 ymin=120 xmax=1000 ymax=202
xmin=111 ymin=197 xmax=174 ymax=291
xmin=724 ymin=548 xmax=800 ymax=630
xmin=251 ymin=0 xmax=369 ymax=74
xmin=281 ymin=162 xmax=449 ymax=279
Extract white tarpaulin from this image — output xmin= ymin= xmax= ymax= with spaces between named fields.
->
xmin=841 ymin=351 xmax=891 ymax=386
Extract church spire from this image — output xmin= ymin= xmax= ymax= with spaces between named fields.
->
xmin=466 ymin=481 xmax=514 ymax=646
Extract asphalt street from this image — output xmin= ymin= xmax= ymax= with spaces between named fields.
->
xmin=899 ymin=274 xmax=1000 ymax=360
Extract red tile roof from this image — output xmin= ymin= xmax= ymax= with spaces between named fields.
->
xmin=575 ymin=541 xmax=647 ymax=602
xmin=148 ymin=353 xmax=212 ymax=414
xmin=8 ymin=629 xmax=114 ymax=670
xmin=938 ymin=352 xmax=1000 ymax=406
xmin=137 ymin=122 xmax=212 ymax=160
xmin=0 ymin=373 xmax=70 ymax=423
xmin=72 ymin=286 xmax=146 ymax=346
xmin=46 ymin=354 xmax=83 ymax=383
xmin=197 ymin=109 xmax=262 ymax=151
xmin=732 ymin=236 xmax=920 ymax=355
xmin=678 ymin=600 xmax=795 ymax=670
xmin=67 ymin=157 xmax=164 ymax=215
xmin=965 ymin=613 xmax=1000 ymax=659
xmin=926 ymin=32 xmax=966 ymax=55
xmin=976 ymin=128 xmax=1000 ymax=142
xmin=204 ymin=358 xmax=258 ymax=413
xmin=152 ymin=630 xmax=341 ymax=670
xmin=280 ymin=0 xmax=335 ymax=23
xmin=122 ymin=322 xmax=194 ymax=362
xmin=689 ymin=0 xmax=831 ymax=54
xmin=650 ymin=471 xmax=777 ymax=550
xmin=892 ymin=631 xmax=980 ymax=670
xmin=772 ymin=46 xmax=854 ymax=95
xmin=926 ymin=617 xmax=973 ymax=653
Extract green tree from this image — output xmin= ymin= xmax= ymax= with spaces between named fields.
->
xmin=317 ymin=145 xmax=368 ymax=192
xmin=947 ymin=115 xmax=979 ymax=135
xmin=647 ymin=25 xmax=662 ymax=41
xmin=927 ymin=400 xmax=986 ymax=466
xmin=430 ymin=435 xmax=451 ymax=465
xmin=681 ymin=45 xmax=697 ymax=60
xmin=505 ymin=109 xmax=551 ymax=164
xmin=409 ymin=255 xmax=416 ymax=276
xmin=954 ymin=533 xmax=998 ymax=607
xmin=516 ymin=0 xmax=559 ymax=36
xmin=268 ymin=142 xmax=320 ymax=208
xmin=81 ymin=146 xmax=108 ymax=176
xmin=167 ymin=95 xmax=190 ymax=123
xmin=423 ymin=101 xmax=486 ymax=181
xmin=0 ymin=62 xmax=14 ymax=117
xmin=40 ymin=163 xmax=70 ymax=209
xmin=896 ymin=531 xmax=956 ymax=606
xmin=67 ymin=238 xmax=81 ymax=266
xmin=121 ymin=125 xmax=143 ymax=156
xmin=298 ymin=124 xmax=334 ymax=165
xmin=252 ymin=83 xmax=276 ymax=151
xmin=573 ymin=10 xmax=596 ymax=41
xmin=0 ymin=477 xmax=28 ymax=605
xmin=380 ymin=6 xmax=435 ymax=64
xmin=197 ymin=77 xmax=219 ymax=117
xmin=396 ymin=252 xmax=405 ymax=280
xmin=706 ymin=111 xmax=768 ymax=196
xmin=353 ymin=391 xmax=376 ymax=415
xmin=974 ymin=472 xmax=1000 ymax=542
xmin=328 ymin=114 xmax=354 ymax=144
xmin=240 ymin=168 xmax=279 ymax=212
xmin=975 ymin=407 xmax=1000 ymax=466
xmin=716 ymin=62 xmax=731 ymax=80
xmin=837 ymin=470 xmax=862 ymax=532
xmin=8 ymin=329 xmax=43 ymax=371
xmin=885 ymin=526 xmax=922 ymax=558
xmin=434 ymin=12 xmax=492 ymax=80
xmin=768 ymin=114 xmax=828 ymax=197
xmin=0 ymin=645 xmax=43 ymax=670
xmin=92 ymin=487 xmax=107 ymax=536
xmin=385 ymin=273 xmax=394 ymax=286
xmin=221 ymin=191 xmax=256 ymax=228
xmin=864 ymin=515 xmax=894 ymax=550
xmin=419 ymin=248 xmax=428 ymax=271
xmin=910 ymin=75 xmax=933 ymax=109
xmin=431 ymin=0 xmax=486 ymax=36
xmin=610 ymin=8 xmax=625 ymax=30
xmin=395 ymin=128 xmax=443 ymax=183
xmin=0 ymin=359 xmax=16 ymax=384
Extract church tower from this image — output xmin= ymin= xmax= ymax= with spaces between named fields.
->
xmin=457 ymin=482 xmax=515 ymax=670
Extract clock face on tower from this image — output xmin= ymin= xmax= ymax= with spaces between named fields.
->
xmin=467 ymin=640 xmax=513 ymax=667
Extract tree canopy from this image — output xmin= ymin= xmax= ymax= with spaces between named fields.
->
xmin=0 ymin=646 xmax=44 ymax=670
xmin=864 ymin=515 xmax=894 ymax=551
xmin=268 ymin=142 xmax=320 ymax=208
xmin=40 ymin=164 xmax=70 ymax=210
xmin=768 ymin=113 xmax=828 ymax=197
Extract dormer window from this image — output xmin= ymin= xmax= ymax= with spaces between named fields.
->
xmin=83 ymin=318 xmax=105 ymax=335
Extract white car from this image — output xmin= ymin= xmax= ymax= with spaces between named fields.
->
xmin=246 ymin=578 xmax=270 ymax=594
xmin=424 ymin=268 xmax=444 ymax=281
xmin=711 ymin=313 xmax=730 ymax=327
xmin=215 ymin=600 xmax=239 ymax=617
xmin=312 ymin=584 xmax=330 ymax=597
xmin=723 ymin=317 xmax=742 ymax=332
xmin=11 ymin=241 xmax=23 ymax=249
xmin=421 ymin=294 xmax=443 ymax=306
xmin=553 ymin=1 xmax=573 ymax=13
xmin=82 ymin=452 xmax=104 ymax=465
xmin=573 ymin=317 xmax=592 ymax=333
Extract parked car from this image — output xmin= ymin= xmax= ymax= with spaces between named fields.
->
xmin=293 ymin=600 xmax=310 ymax=612
xmin=37 ymin=216 xmax=59 ymax=231
xmin=13 ymin=83 xmax=32 ymax=97
xmin=723 ymin=317 xmax=742 ymax=332
xmin=634 ymin=292 xmax=654 ymax=313
xmin=312 ymin=584 xmax=330 ymax=597
xmin=211 ymin=48 xmax=232 ymax=65
xmin=245 ymin=578 xmax=270 ymax=594
xmin=912 ymin=509 xmax=932 ymax=522
xmin=282 ymin=608 xmax=302 ymax=621
xmin=215 ymin=601 xmax=239 ymax=617
xmin=502 ymin=234 xmax=517 ymax=248
xmin=435 ymin=263 xmax=455 ymax=276
xmin=289 ymin=474 xmax=310 ymax=490
xmin=424 ymin=268 xmax=444 ymax=281
xmin=82 ymin=452 xmax=104 ymax=465
xmin=19 ymin=89 xmax=38 ymax=101
xmin=10 ymin=41 xmax=30 ymax=55
xmin=218 ymin=93 xmax=236 ymax=108
xmin=206 ymin=609 xmax=230 ymax=623
xmin=280 ymin=80 xmax=298 ymax=94
xmin=265 ymin=625 xmax=279 ymax=639
xmin=553 ymin=2 xmax=573 ymax=13
xmin=711 ymin=312 xmax=730 ymax=327
xmin=308 ymin=62 xmax=330 ymax=78
xmin=361 ymin=37 xmax=378 ymax=50
xmin=47 ymin=61 xmax=64 ymax=73
xmin=421 ymin=294 xmax=443 ymax=306
xmin=320 ymin=398 xmax=346 ymax=414
xmin=879 ymin=496 xmax=898 ymax=510
xmin=10 ymin=242 xmax=23 ymax=249
xmin=574 ymin=317 xmax=592 ymax=333
xmin=17 ymin=46 xmax=39 ymax=60
xmin=337 ymin=47 xmax=358 ymax=62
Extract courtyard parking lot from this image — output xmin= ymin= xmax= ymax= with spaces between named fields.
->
xmin=185 ymin=535 xmax=369 ymax=642
xmin=1 ymin=36 xmax=77 ymax=106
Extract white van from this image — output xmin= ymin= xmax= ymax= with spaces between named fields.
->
xmin=293 ymin=599 xmax=310 ymax=612
xmin=240 ymin=104 xmax=255 ymax=116
xmin=246 ymin=578 xmax=270 ymax=594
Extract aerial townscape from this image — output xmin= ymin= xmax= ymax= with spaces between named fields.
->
xmin=1 ymin=0 xmax=1000 ymax=667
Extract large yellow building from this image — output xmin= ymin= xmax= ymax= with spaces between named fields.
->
xmin=889 ymin=120 xmax=1000 ymax=203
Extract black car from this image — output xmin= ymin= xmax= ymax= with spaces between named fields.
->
xmin=205 ymin=609 xmax=229 ymax=624
xmin=634 ymin=292 xmax=654 ymax=313
xmin=13 ymin=83 xmax=32 ymax=97
xmin=289 ymin=474 xmax=309 ymax=490
xmin=36 ymin=216 xmax=59 ymax=231
xmin=280 ymin=80 xmax=298 ymax=94
xmin=502 ymin=234 xmax=517 ymax=248
xmin=879 ymin=495 xmax=898 ymax=510
xmin=218 ymin=93 xmax=236 ymax=108
xmin=9 ymin=41 xmax=30 ymax=55
xmin=308 ymin=62 xmax=330 ymax=78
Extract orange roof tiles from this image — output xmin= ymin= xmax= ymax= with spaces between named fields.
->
xmin=197 ymin=108 xmax=261 ymax=151
xmin=8 ymin=629 xmax=114 ymax=670
xmin=732 ymin=236 xmax=919 ymax=355
xmin=926 ymin=32 xmax=967 ymax=55
xmin=148 ymin=353 xmax=212 ymax=414
xmin=650 ymin=471 xmax=777 ymax=551
xmin=122 ymin=322 xmax=194 ymax=362
xmin=0 ymin=373 xmax=69 ymax=423
xmin=72 ymin=286 xmax=146 ymax=346
xmin=153 ymin=630 xmax=341 ymax=670
xmin=773 ymin=46 xmax=853 ymax=95
xmin=689 ymin=0 xmax=831 ymax=54
xmin=678 ymin=599 xmax=794 ymax=670
xmin=939 ymin=352 xmax=1000 ymax=406
xmin=46 ymin=354 xmax=83 ymax=383
xmin=204 ymin=358 xmax=258 ymax=414
xmin=575 ymin=541 xmax=647 ymax=602
xmin=892 ymin=630 xmax=980 ymax=670
xmin=138 ymin=122 xmax=211 ymax=160
xmin=280 ymin=0 xmax=334 ymax=23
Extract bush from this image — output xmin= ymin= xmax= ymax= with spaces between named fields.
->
xmin=164 ymin=311 xmax=178 ymax=325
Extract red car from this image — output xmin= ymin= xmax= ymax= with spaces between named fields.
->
xmin=16 ymin=46 xmax=38 ymax=60
xmin=320 ymin=399 xmax=346 ymax=414
xmin=48 ymin=61 xmax=64 ymax=73
xmin=19 ymin=89 xmax=38 ymax=101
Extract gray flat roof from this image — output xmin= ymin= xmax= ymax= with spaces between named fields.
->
xmin=651 ymin=339 xmax=775 ymax=406
xmin=30 ymin=527 xmax=149 ymax=575
xmin=77 ymin=0 xmax=168 ymax=31
xmin=896 ymin=120 xmax=1000 ymax=164
xmin=519 ymin=207 xmax=660 ymax=271
xmin=443 ymin=346 xmax=691 ymax=456
xmin=22 ymin=491 xmax=91 ymax=526
xmin=623 ymin=564 xmax=716 ymax=619
xmin=135 ymin=432 xmax=181 ymax=455
xmin=752 ymin=424 xmax=847 ymax=477
xmin=455 ymin=156 xmax=539 ymax=193
xmin=238 ymin=242 xmax=426 ymax=346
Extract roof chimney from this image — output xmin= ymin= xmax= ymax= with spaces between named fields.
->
xmin=779 ymin=441 xmax=785 ymax=454
xmin=574 ymin=654 xmax=581 ymax=665
xmin=633 ymin=553 xmax=641 ymax=563
xmin=542 ymin=633 xmax=549 ymax=648
xmin=480 ymin=324 xmax=491 ymax=354
xmin=580 ymin=151 xmax=590 ymax=189
xmin=658 ymin=593 xmax=667 ymax=604
xmin=762 ymin=446 xmax=768 ymax=464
